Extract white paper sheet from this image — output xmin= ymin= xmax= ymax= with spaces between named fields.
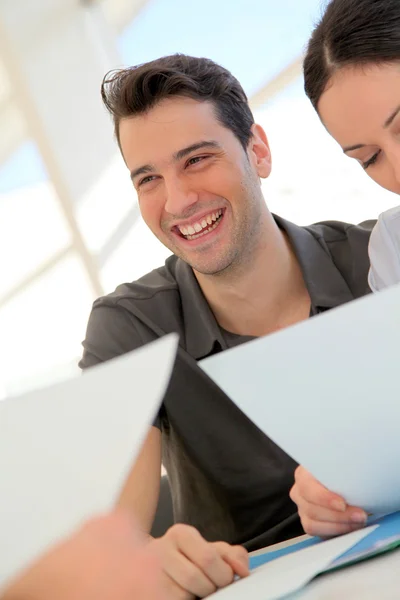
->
xmin=0 ymin=334 xmax=178 ymax=587
xmin=200 ymin=283 xmax=400 ymax=515
xmin=209 ymin=526 xmax=376 ymax=600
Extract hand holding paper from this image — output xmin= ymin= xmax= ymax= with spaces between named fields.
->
xmin=149 ymin=525 xmax=249 ymax=598
xmin=290 ymin=466 xmax=368 ymax=537
xmin=200 ymin=282 xmax=400 ymax=516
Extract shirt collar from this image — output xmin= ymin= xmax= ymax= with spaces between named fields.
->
xmin=175 ymin=215 xmax=355 ymax=360
xmin=274 ymin=215 xmax=354 ymax=310
xmin=175 ymin=258 xmax=225 ymax=360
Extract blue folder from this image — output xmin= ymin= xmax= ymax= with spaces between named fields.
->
xmin=249 ymin=511 xmax=400 ymax=573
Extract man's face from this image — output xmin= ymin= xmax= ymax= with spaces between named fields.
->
xmin=119 ymin=97 xmax=271 ymax=275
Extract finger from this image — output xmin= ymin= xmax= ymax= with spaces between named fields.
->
xmin=291 ymin=478 xmax=368 ymax=529
xmin=169 ymin=525 xmax=234 ymax=587
xmin=213 ymin=542 xmax=249 ymax=578
xmin=162 ymin=547 xmax=216 ymax=598
xmin=300 ymin=516 xmax=365 ymax=538
xmin=160 ymin=571 xmax=194 ymax=600
xmin=291 ymin=470 xmax=347 ymax=512
xmin=296 ymin=498 xmax=367 ymax=526
xmin=174 ymin=529 xmax=235 ymax=589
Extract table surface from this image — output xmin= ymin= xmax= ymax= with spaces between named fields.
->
xmin=249 ymin=533 xmax=400 ymax=599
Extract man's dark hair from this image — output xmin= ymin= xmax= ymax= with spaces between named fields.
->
xmin=101 ymin=54 xmax=254 ymax=150
xmin=304 ymin=0 xmax=400 ymax=110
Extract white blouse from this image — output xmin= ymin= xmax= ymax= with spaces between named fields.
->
xmin=368 ymin=205 xmax=400 ymax=292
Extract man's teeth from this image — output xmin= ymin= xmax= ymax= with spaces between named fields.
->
xmin=178 ymin=210 xmax=223 ymax=239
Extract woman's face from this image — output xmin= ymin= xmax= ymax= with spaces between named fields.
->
xmin=318 ymin=62 xmax=400 ymax=195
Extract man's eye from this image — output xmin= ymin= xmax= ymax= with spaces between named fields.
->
xmin=139 ymin=175 xmax=157 ymax=186
xmin=187 ymin=155 xmax=207 ymax=166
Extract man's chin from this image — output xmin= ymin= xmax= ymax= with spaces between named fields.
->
xmin=163 ymin=236 xmax=236 ymax=275
xmin=190 ymin=257 xmax=235 ymax=277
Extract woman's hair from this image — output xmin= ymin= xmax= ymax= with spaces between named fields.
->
xmin=304 ymin=0 xmax=400 ymax=110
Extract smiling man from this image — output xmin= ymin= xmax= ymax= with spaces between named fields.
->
xmin=80 ymin=54 xmax=374 ymax=599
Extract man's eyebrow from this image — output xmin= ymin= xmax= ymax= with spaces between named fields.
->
xmin=173 ymin=140 xmax=222 ymax=161
xmin=130 ymin=164 xmax=154 ymax=181
xmin=383 ymin=104 xmax=400 ymax=129
xmin=130 ymin=140 xmax=221 ymax=180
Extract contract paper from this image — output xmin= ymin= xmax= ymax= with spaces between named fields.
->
xmin=209 ymin=526 xmax=376 ymax=600
xmin=0 ymin=334 xmax=178 ymax=587
xmin=201 ymin=283 xmax=400 ymax=515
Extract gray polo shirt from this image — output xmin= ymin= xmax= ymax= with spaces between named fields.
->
xmin=80 ymin=215 xmax=374 ymax=551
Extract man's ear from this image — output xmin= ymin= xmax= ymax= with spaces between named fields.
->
xmin=248 ymin=123 xmax=272 ymax=179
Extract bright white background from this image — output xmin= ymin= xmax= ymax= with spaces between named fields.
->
xmin=0 ymin=0 xmax=396 ymax=397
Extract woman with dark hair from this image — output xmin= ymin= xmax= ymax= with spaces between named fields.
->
xmin=304 ymin=0 xmax=400 ymax=292
xmin=291 ymin=0 xmax=400 ymax=538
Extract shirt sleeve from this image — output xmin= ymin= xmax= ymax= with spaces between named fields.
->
xmin=368 ymin=205 xmax=400 ymax=292
xmin=79 ymin=302 xmax=162 ymax=429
